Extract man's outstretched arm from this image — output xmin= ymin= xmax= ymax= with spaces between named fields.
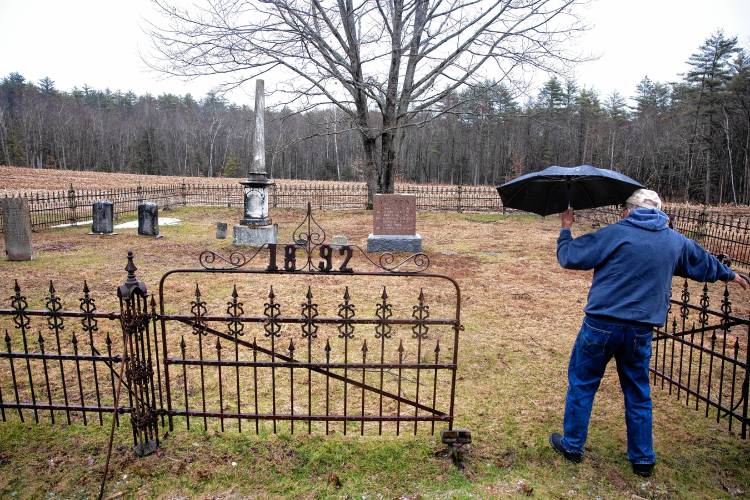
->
xmin=676 ymin=238 xmax=749 ymax=289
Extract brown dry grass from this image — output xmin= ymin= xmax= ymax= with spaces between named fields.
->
xmin=0 ymin=207 xmax=749 ymax=498
xmin=0 ymin=166 xmax=366 ymax=196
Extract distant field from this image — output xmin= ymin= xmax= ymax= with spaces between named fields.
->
xmin=0 ymin=165 xmax=368 ymax=195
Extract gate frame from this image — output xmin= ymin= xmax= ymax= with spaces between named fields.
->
xmin=155 ymin=204 xmax=463 ymax=436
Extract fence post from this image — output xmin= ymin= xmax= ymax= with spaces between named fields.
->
xmin=181 ymin=182 xmax=187 ymax=207
xmin=457 ymin=184 xmax=463 ymax=213
xmin=272 ymin=183 xmax=278 ymax=208
xmin=117 ymin=251 xmax=159 ymax=457
xmin=698 ymin=208 xmax=707 ymax=242
xmin=743 ymin=321 xmax=749 ymax=439
xmin=67 ymin=184 xmax=77 ymax=225
xmin=136 ymin=184 xmax=143 ymax=206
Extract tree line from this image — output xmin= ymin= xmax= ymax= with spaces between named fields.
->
xmin=0 ymin=31 xmax=748 ymax=204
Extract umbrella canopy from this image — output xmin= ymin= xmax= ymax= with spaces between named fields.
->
xmin=497 ymin=165 xmax=644 ymax=216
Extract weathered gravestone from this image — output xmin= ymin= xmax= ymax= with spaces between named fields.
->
xmin=91 ymin=201 xmax=114 ymax=234
xmin=138 ymin=203 xmax=159 ymax=237
xmin=367 ymin=194 xmax=422 ymax=252
xmin=216 ymin=222 xmax=228 ymax=239
xmin=1 ymin=197 xmax=33 ymax=261
xmin=330 ymin=234 xmax=348 ymax=249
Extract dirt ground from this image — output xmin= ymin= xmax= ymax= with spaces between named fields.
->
xmin=0 ymin=206 xmax=748 ymax=498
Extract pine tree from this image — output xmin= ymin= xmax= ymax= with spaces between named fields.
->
xmin=684 ymin=31 xmax=739 ymax=203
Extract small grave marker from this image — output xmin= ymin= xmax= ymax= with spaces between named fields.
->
xmin=91 ymin=201 xmax=114 ymax=234
xmin=1 ymin=197 xmax=33 ymax=261
xmin=138 ymin=203 xmax=159 ymax=237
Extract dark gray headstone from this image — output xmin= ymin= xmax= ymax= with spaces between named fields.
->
xmin=2 ymin=197 xmax=33 ymax=261
xmin=138 ymin=203 xmax=159 ymax=236
xmin=216 ymin=222 xmax=228 ymax=239
xmin=91 ymin=201 xmax=113 ymax=234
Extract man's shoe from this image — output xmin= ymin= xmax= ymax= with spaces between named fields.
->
xmin=549 ymin=433 xmax=583 ymax=463
xmin=631 ymin=462 xmax=654 ymax=477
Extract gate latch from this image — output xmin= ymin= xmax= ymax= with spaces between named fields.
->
xmin=441 ymin=429 xmax=472 ymax=469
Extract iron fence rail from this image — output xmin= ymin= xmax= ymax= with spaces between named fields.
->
xmin=0 ymin=182 xmax=507 ymax=232
xmin=651 ymin=280 xmax=749 ymax=438
xmin=579 ymin=206 xmax=750 ymax=271
xmin=0 ymin=282 xmax=128 ymax=427
xmin=3 ymin=182 xmax=750 ymax=272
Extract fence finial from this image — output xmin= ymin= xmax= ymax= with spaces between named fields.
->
xmin=118 ymin=250 xmax=147 ymax=299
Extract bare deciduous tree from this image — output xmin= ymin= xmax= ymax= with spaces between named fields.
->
xmin=146 ymin=0 xmax=585 ymax=202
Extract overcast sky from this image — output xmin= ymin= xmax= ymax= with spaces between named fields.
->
xmin=1 ymin=0 xmax=749 ymax=106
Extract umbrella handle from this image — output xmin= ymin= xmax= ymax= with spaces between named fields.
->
xmin=566 ymin=180 xmax=571 ymax=210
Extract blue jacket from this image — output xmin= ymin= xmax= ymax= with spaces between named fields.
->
xmin=557 ymin=208 xmax=735 ymax=326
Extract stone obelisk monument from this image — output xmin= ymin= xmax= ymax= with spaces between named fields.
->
xmin=233 ymin=79 xmax=278 ymax=246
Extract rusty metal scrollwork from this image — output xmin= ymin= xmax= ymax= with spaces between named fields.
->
xmin=195 ymin=203 xmax=431 ymax=274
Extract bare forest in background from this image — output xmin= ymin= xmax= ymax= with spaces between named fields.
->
xmin=1 ymin=32 xmax=749 ymax=204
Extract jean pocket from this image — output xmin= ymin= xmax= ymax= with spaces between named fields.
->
xmin=634 ymin=330 xmax=653 ymax=359
xmin=581 ymin=320 xmax=612 ymax=356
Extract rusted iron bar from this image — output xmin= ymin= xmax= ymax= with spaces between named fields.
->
xmin=152 ymin=409 xmax=449 ymax=422
xmin=0 ymin=309 xmax=120 ymax=320
xmin=156 ymin=313 xmax=457 ymax=326
xmin=168 ymin=359 xmax=454 ymax=370
xmin=0 ymin=352 xmax=122 ymax=362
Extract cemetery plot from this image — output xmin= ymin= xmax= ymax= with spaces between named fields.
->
xmin=0 ymin=206 xmax=749 ymax=498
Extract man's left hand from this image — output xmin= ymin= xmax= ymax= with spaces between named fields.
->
xmin=733 ymin=273 xmax=750 ymax=290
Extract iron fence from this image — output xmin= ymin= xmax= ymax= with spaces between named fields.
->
xmin=0 ymin=206 xmax=463 ymax=456
xmin=4 ymin=182 xmax=750 ymax=272
xmin=0 ymin=182 xmax=506 ymax=232
xmin=579 ymin=206 xmax=750 ymax=271
xmin=0 ymin=281 xmax=127 ymax=427
xmin=651 ymin=280 xmax=749 ymax=438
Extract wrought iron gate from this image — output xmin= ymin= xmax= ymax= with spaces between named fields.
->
xmin=156 ymin=207 xmax=462 ymax=436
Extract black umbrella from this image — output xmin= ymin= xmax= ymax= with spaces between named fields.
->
xmin=497 ymin=165 xmax=644 ymax=216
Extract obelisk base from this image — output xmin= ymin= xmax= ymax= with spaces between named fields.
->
xmin=233 ymin=224 xmax=278 ymax=246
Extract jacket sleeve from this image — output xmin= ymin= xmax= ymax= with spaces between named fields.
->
xmin=557 ymin=227 xmax=609 ymax=270
xmin=675 ymin=237 xmax=736 ymax=282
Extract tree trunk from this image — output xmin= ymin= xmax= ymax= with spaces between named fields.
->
xmin=363 ymin=134 xmax=378 ymax=208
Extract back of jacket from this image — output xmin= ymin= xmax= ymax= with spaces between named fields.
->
xmin=557 ymin=208 xmax=734 ymax=326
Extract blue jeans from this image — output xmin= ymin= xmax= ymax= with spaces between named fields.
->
xmin=561 ymin=315 xmax=656 ymax=464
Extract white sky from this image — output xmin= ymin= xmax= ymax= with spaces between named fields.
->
xmin=0 ymin=0 xmax=748 ymax=105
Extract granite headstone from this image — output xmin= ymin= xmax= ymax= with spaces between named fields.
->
xmin=216 ymin=222 xmax=228 ymax=239
xmin=138 ymin=202 xmax=159 ymax=236
xmin=1 ymin=197 xmax=33 ymax=261
xmin=367 ymin=194 xmax=422 ymax=252
xmin=91 ymin=201 xmax=114 ymax=234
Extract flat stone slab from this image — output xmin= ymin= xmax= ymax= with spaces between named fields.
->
xmin=233 ymin=224 xmax=278 ymax=246
xmin=367 ymin=233 xmax=422 ymax=253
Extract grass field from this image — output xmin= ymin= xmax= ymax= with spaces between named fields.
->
xmin=0 ymin=206 xmax=748 ymax=498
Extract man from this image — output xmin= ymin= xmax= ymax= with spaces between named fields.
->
xmin=549 ymin=189 xmax=748 ymax=477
